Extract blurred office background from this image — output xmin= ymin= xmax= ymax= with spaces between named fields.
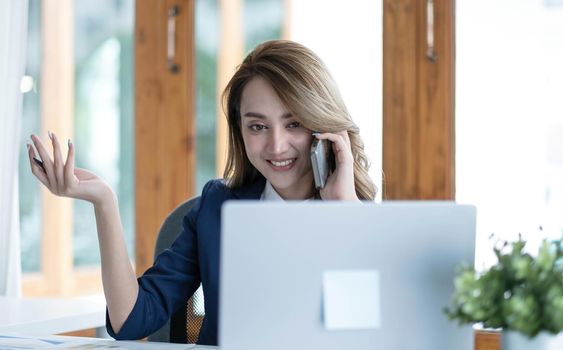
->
xmin=15 ymin=0 xmax=382 ymax=297
xmin=3 ymin=0 xmax=562 ymax=303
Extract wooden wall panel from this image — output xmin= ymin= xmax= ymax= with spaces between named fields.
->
xmin=383 ymin=0 xmax=454 ymax=200
xmin=135 ymin=0 xmax=195 ymax=274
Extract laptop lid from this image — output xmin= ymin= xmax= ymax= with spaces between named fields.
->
xmin=219 ymin=201 xmax=476 ymax=350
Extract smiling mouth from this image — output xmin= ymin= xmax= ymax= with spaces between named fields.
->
xmin=268 ymin=158 xmax=296 ymax=167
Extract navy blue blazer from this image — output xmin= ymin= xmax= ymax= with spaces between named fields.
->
xmin=106 ymin=176 xmax=266 ymax=345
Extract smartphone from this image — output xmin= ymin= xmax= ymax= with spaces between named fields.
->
xmin=310 ymin=138 xmax=333 ymax=189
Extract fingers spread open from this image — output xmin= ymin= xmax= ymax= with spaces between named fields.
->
xmin=30 ymin=134 xmax=57 ymax=191
xmin=28 ymin=142 xmax=50 ymax=188
xmin=51 ymin=132 xmax=65 ymax=192
xmin=64 ymin=139 xmax=75 ymax=188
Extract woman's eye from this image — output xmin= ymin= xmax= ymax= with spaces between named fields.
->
xmin=287 ymin=121 xmax=301 ymax=129
xmin=249 ymin=124 xmax=266 ymax=132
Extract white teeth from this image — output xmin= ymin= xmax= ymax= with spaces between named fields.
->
xmin=270 ymin=159 xmax=294 ymax=167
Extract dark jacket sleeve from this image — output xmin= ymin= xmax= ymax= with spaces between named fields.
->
xmin=105 ymin=182 xmax=214 ymax=339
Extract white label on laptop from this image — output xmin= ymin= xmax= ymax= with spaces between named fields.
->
xmin=322 ymin=270 xmax=381 ymax=330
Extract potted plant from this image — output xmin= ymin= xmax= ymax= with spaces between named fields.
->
xmin=445 ymin=235 xmax=563 ymax=349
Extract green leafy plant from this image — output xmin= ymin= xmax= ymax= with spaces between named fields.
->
xmin=445 ymin=236 xmax=563 ymax=338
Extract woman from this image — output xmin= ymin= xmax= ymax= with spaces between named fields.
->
xmin=28 ymin=40 xmax=376 ymax=345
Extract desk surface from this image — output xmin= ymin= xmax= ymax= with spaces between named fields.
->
xmin=0 ymin=296 xmax=106 ymax=335
xmin=0 ymin=334 xmax=218 ymax=349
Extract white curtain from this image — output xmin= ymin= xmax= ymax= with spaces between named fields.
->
xmin=0 ymin=0 xmax=29 ymax=297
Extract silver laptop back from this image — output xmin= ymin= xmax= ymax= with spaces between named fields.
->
xmin=220 ymin=201 xmax=476 ymax=350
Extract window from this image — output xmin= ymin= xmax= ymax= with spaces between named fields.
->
xmin=19 ymin=0 xmax=134 ymax=296
xmin=456 ymin=0 xmax=563 ymax=267
xmin=73 ymin=0 xmax=135 ymax=268
xmin=20 ymin=0 xmax=42 ymax=274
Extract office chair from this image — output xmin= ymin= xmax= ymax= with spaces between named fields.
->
xmin=148 ymin=196 xmax=204 ymax=344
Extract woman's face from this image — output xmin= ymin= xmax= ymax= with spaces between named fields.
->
xmin=240 ymin=76 xmax=315 ymax=200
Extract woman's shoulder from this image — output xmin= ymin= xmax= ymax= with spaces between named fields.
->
xmin=187 ymin=177 xmax=264 ymax=221
xmin=200 ymin=177 xmax=266 ymax=201
xmin=200 ymin=178 xmax=231 ymax=200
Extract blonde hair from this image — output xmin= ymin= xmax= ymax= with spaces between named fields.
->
xmin=222 ymin=40 xmax=376 ymax=200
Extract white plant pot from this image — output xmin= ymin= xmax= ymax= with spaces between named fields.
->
xmin=502 ymin=331 xmax=563 ymax=350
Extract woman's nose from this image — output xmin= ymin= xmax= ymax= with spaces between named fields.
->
xmin=266 ymin=128 xmax=290 ymax=155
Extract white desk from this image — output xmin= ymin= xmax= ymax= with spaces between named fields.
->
xmin=0 ymin=333 xmax=218 ymax=349
xmin=0 ymin=296 xmax=106 ymax=335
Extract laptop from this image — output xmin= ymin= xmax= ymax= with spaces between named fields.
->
xmin=219 ymin=201 xmax=476 ymax=350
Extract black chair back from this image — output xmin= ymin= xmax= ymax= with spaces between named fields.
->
xmin=148 ymin=197 xmax=204 ymax=343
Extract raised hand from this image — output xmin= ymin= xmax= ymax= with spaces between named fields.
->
xmin=314 ymin=131 xmax=359 ymax=201
xmin=29 ymin=132 xmax=138 ymax=333
xmin=28 ymin=132 xmax=114 ymax=206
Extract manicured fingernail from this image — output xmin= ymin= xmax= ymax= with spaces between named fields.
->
xmin=68 ymin=139 xmax=72 ymax=147
xmin=312 ymin=132 xmax=320 ymax=137
xmin=48 ymin=130 xmax=53 ymax=139
xmin=26 ymin=143 xmax=30 ymax=150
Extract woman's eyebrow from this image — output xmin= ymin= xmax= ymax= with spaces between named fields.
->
xmin=242 ymin=112 xmax=293 ymax=119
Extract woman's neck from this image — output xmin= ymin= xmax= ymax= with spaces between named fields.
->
xmin=272 ymin=183 xmax=315 ymax=200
